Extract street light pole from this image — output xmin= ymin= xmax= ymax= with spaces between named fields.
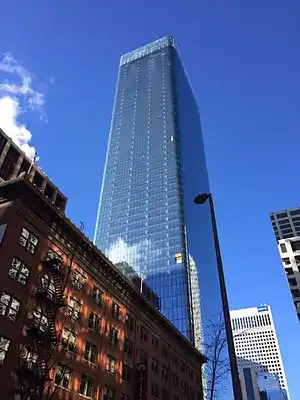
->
xmin=194 ymin=192 xmax=242 ymax=400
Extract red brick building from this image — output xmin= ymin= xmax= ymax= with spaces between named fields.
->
xmin=0 ymin=176 xmax=205 ymax=400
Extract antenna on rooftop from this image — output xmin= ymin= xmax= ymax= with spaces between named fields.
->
xmin=27 ymin=152 xmax=38 ymax=175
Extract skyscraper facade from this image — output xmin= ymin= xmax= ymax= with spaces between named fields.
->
xmin=230 ymin=306 xmax=289 ymax=399
xmin=270 ymin=207 xmax=300 ymax=322
xmin=270 ymin=207 xmax=300 ymax=241
xmin=94 ymin=37 xmax=234 ymax=398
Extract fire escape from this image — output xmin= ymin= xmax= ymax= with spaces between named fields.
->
xmin=15 ymin=253 xmax=69 ymax=400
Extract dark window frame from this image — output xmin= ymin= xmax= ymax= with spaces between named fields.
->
xmin=79 ymin=374 xmax=94 ymax=398
xmin=54 ymin=363 xmax=72 ymax=389
xmin=112 ymin=301 xmax=121 ymax=320
xmin=106 ymin=354 xmax=117 ymax=374
xmin=91 ymin=285 xmax=103 ymax=306
xmin=72 ymin=270 xmax=86 ymax=291
xmin=19 ymin=227 xmax=39 ymax=254
xmin=8 ymin=257 xmax=30 ymax=285
xmin=88 ymin=311 xmax=100 ymax=333
xmin=0 ymin=335 xmax=10 ymax=364
xmin=0 ymin=292 xmax=21 ymax=322
xmin=108 ymin=326 xmax=119 ymax=346
xmin=122 ymin=363 xmax=131 ymax=381
xmin=61 ymin=328 xmax=77 ymax=353
xmin=68 ymin=297 xmax=82 ymax=320
xmin=125 ymin=312 xmax=134 ymax=330
xmin=84 ymin=341 xmax=98 ymax=364
xmin=104 ymin=385 xmax=116 ymax=400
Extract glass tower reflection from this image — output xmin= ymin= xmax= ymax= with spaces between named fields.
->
xmin=94 ymin=37 xmax=234 ymax=398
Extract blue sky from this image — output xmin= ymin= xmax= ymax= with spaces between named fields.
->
xmin=0 ymin=0 xmax=299 ymax=397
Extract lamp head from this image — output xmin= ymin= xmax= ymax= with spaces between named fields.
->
xmin=194 ymin=193 xmax=210 ymax=205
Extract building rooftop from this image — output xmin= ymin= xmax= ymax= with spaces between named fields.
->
xmin=0 ymin=127 xmax=67 ymax=212
xmin=120 ymin=36 xmax=176 ymax=65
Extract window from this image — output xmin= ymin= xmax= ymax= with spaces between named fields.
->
xmin=282 ymin=229 xmax=293 ymax=235
xmin=122 ymin=364 xmax=131 ymax=381
xmin=162 ymin=344 xmax=168 ymax=359
xmin=108 ymin=326 xmax=119 ymax=346
xmin=79 ymin=374 xmax=93 ymax=398
xmin=106 ymin=355 xmax=116 ymax=373
xmin=295 ymin=256 xmax=300 ymax=264
xmin=291 ymin=240 xmax=300 ymax=252
xmin=282 ymin=258 xmax=290 ymax=265
xmin=278 ymin=219 xmax=289 ymax=225
xmin=19 ymin=227 xmax=39 ymax=254
xmin=291 ymin=289 xmax=300 ymax=298
xmin=125 ymin=312 xmax=134 ymax=330
xmin=46 ymin=248 xmax=63 ymax=262
xmin=140 ymin=325 xmax=148 ymax=341
xmin=46 ymin=249 xmax=63 ymax=272
xmin=288 ymin=278 xmax=297 ymax=286
xmin=279 ymin=224 xmax=291 ymax=230
xmin=104 ymin=386 xmax=115 ymax=400
xmin=280 ymin=244 xmax=287 ymax=253
xmin=40 ymin=274 xmax=56 ymax=299
xmin=0 ymin=336 xmax=10 ymax=364
xmin=285 ymin=268 xmax=294 ymax=276
xmin=0 ymin=293 xmax=20 ymax=321
xmin=124 ymin=338 xmax=133 ymax=357
xmin=112 ymin=302 xmax=120 ymax=320
xmin=68 ymin=297 xmax=81 ymax=320
xmin=33 ymin=308 xmax=48 ymax=331
xmin=139 ymin=348 xmax=147 ymax=363
xmin=54 ymin=364 xmax=72 ymax=389
xmin=8 ymin=257 xmax=30 ymax=285
xmin=277 ymin=213 xmax=288 ymax=219
xmin=152 ymin=335 xmax=159 ymax=349
xmin=172 ymin=373 xmax=179 ymax=387
xmin=180 ymin=361 xmax=186 ymax=373
xmin=151 ymin=358 xmax=158 ymax=375
xmin=61 ymin=328 xmax=76 ymax=352
xmin=72 ymin=270 xmax=86 ymax=291
xmin=151 ymin=382 xmax=159 ymax=399
xmin=290 ymin=210 xmax=300 ymax=216
xmin=20 ymin=347 xmax=38 ymax=370
xmin=84 ymin=341 xmax=98 ymax=364
xmin=91 ymin=285 xmax=102 ymax=306
xmin=162 ymin=365 xmax=168 ymax=380
xmin=88 ymin=312 xmax=100 ymax=333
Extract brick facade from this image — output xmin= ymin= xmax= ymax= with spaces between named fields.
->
xmin=0 ymin=177 xmax=205 ymax=400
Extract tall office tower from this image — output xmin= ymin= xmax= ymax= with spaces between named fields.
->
xmin=270 ymin=208 xmax=300 ymax=321
xmin=94 ymin=37 xmax=235 ymax=398
xmin=230 ymin=306 xmax=289 ymax=400
xmin=270 ymin=207 xmax=300 ymax=241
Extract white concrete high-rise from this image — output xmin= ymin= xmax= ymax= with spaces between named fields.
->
xmin=270 ymin=207 xmax=300 ymax=322
xmin=230 ymin=305 xmax=289 ymax=400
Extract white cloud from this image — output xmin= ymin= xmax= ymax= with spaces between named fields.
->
xmin=0 ymin=53 xmax=46 ymax=159
xmin=106 ymin=237 xmax=164 ymax=277
xmin=106 ymin=237 xmax=152 ymax=276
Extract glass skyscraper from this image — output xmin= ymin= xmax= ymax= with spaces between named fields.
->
xmin=94 ymin=37 xmax=234 ymax=399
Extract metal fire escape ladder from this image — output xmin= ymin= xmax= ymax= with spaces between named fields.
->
xmin=15 ymin=254 xmax=71 ymax=400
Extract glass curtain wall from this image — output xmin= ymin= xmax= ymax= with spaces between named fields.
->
xmin=94 ymin=37 xmax=234 ymax=399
